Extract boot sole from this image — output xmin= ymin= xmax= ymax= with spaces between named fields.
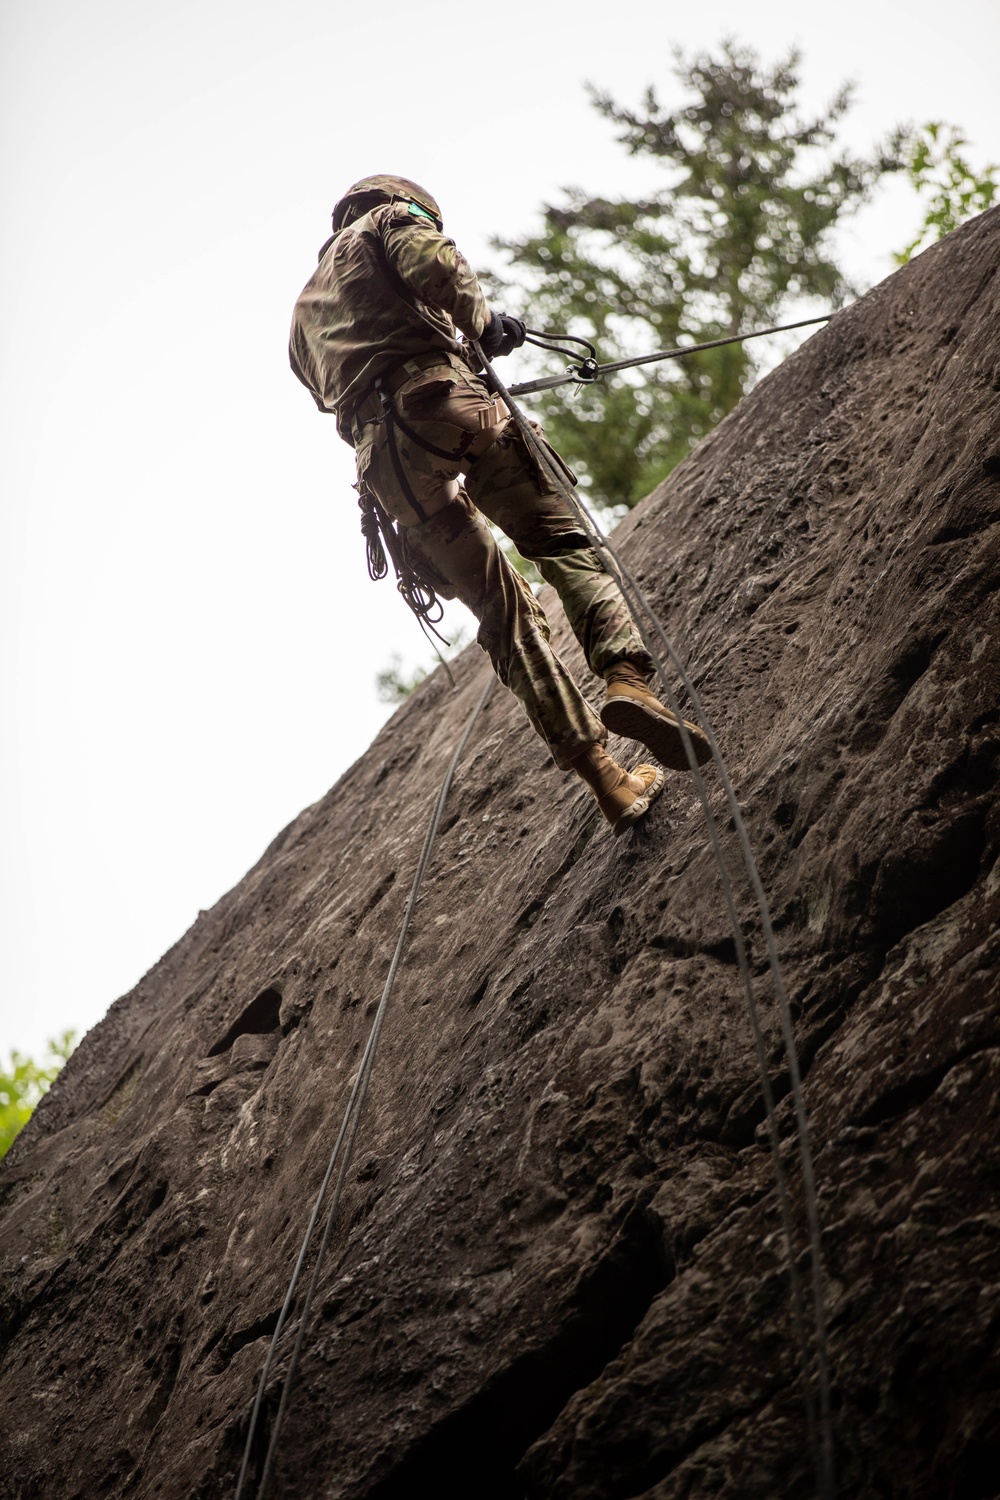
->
xmin=601 ymin=697 xmax=711 ymax=772
xmin=612 ymin=766 xmax=666 ymax=836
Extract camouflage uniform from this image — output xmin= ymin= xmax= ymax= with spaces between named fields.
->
xmin=290 ymin=190 xmax=654 ymax=769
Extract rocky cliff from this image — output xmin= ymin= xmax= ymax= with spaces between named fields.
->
xmin=2 ymin=208 xmax=999 ymax=1500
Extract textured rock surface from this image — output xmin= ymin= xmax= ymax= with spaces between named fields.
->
xmin=2 ymin=209 xmax=999 ymax=1500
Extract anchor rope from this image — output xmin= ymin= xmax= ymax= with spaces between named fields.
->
xmin=508 ymin=314 xmax=831 ymax=397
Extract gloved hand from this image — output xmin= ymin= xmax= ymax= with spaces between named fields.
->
xmin=479 ymin=311 xmax=527 ymax=360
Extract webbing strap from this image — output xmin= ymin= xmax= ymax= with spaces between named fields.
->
xmin=389 ymin=401 xmax=472 ymax=463
xmin=378 ymin=391 xmax=429 ymax=524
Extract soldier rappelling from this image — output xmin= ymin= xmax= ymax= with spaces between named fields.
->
xmin=289 ymin=174 xmax=711 ymax=834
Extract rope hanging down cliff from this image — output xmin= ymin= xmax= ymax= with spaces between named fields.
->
xmin=475 ymin=337 xmax=836 ymax=1500
xmin=235 ymin=675 xmax=496 ymax=1500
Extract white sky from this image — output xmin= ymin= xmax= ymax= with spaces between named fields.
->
xmin=2 ymin=0 xmax=997 ymax=1062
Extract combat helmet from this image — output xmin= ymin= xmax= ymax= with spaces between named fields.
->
xmin=331 ymin=175 xmax=443 ymax=233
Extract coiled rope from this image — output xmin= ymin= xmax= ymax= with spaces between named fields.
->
xmin=475 ymin=339 xmax=836 ymax=1500
xmin=358 ymin=484 xmax=458 ymax=683
xmin=234 ymin=673 xmax=495 ymax=1500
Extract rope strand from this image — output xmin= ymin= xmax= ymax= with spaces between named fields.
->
xmin=235 ymin=674 xmax=495 ymax=1500
xmin=474 ymin=338 xmax=836 ymax=1500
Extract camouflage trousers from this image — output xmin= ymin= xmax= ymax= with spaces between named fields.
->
xmin=354 ymin=359 xmax=654 ymax=768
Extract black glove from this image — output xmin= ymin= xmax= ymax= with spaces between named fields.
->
xmin=479 ymin=311 xmax=527 ymax=360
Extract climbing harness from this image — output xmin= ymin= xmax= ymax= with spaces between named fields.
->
xmin=476 ymin=339 xmax=836 ymax=1500
xmin=509 ymin=314 xmax=831 ymax=397
xmin=235 ymin=674 xmax=495 ymax=1500
xmin=375 ymin=372 xmax=475 ymax=500
xmin=243 ymin=314 xmax=839 ymax=1499
xmin=376 ymin=379 xmax=428 ymax=524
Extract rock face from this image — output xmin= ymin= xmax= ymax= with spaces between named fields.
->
xmin=2 ymin=210 xmax=999 ymax=1500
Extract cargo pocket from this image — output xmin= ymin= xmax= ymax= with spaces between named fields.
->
xmin=396 ymin=370 xmax=458 ymax=414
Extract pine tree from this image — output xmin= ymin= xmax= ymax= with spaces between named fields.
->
xmin=493 ymin=43 xmax=904 ymax=508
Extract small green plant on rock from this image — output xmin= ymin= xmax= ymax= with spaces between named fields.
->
xmin=0 ymin=1032 xmax=77 ymax=1159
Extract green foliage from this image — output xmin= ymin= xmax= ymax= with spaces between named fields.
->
xmin=895 ymin=122 xmax=999 ymax=263
xmin=0 ymin=1032 xmax=76 ymax=1159
xmin=375 ymin=652 xmax=432 ymax=704
xmin=493 ymin=42 xmax=905 ymax=507
xmin=375 ymin=624 xmax=473 ymax=705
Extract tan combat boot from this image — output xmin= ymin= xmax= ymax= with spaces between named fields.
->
xmin=601 ymin=661 xmax=711 ymax=771
xmin=571 ymin=743 xmax=666 ymax=836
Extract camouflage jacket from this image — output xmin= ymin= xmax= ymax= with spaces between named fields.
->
xmin=289 ymin=202 xmax=491 ymax=443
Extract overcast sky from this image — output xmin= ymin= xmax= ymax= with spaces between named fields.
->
xmin=2 ymin=0 xmax=997 ymax=1063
